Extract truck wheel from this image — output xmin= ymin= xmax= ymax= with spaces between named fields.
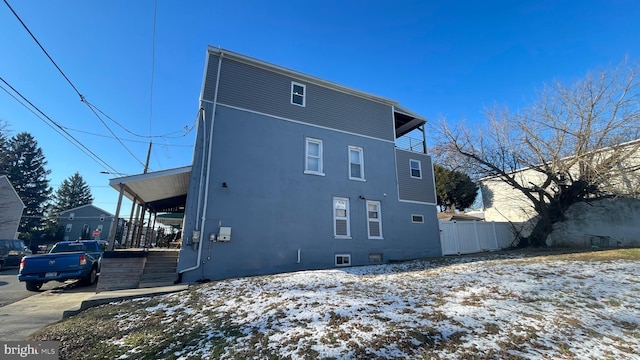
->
xmin=83 ymin=267 xmax=98 ymax=286
xmin=26 ymin=281 xmax=43 ymax=292
xmin=0 ymin=261 xmax=4 ymax=271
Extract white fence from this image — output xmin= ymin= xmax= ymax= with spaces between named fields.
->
xmin=439 ymin=221 xmax=516 ymax=255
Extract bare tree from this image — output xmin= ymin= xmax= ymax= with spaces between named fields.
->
xmin=432 ymin=60 xmax=640 ymax=246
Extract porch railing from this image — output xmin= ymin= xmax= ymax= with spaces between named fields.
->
xmin=396 ymin=135 xmax=426 ymax=154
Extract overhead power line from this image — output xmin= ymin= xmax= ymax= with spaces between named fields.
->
xmin=64 ymin=127 xmax=193 ymax=147
xmin=87 ymin=103 xmax=187 ymax=139
xmin=149 ymin=0 xmax=158 ymax=136
xmin=3 ymin=0 xmax=186 ymax=167
xmin=0 ymin=77 xmax=125 ymax=176
xmin=2 ymin=0 xmax=83 ymax=99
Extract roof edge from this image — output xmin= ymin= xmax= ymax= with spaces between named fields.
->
xmin=207 ymin=46 xmax=399 ymax=107
xmin=109 ymin=165 xmax=192 ymax=186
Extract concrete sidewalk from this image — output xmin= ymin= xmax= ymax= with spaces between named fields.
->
xmin=0 ymin=285 xmax=189 ymax=341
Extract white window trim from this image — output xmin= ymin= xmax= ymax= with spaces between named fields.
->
xmin=348 ymin=145 xmax=365 ymax=181
xmin=333 ymin=197 xmax=351 ymax=239
xmin=410 ymin=159 xmax=422 ymax=179
xmin=411 ymin=214 xmax=424 ymax=223
xmin=291 ymin=81 xmax=306 ymax=107
xmin=366 ymin=200 xmax=383 ymax=239
xmin=335 ymin=254 xmax=351 ymax=267
xmin=304 ymin=137 xmax=324 ymax=176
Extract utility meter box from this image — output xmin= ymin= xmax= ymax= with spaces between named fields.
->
xmin=218 ymin=227 xmax=231 ymax=242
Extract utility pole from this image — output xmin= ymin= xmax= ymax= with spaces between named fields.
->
xmin=136 ymin=140 xmax=153 ymax=247
xmin=144 ymin=141 xmax=152 ymax=173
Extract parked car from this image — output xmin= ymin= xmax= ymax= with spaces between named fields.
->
xmin=18 ymin=240 xmax=106 ymax=291
xmin=0 ymin=239 xmax=32 ymax=271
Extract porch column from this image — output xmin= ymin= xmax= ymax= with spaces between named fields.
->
xmin=107 ymin=183 xmax=124 ymax=251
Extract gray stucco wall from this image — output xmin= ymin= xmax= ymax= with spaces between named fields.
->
xmin=204 ymin=55 xmax=395 ymax=142
xmin=179 ymin=106 xmax=441 ymax=281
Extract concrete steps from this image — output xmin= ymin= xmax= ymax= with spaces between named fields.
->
xmin=138 ymin=250 xmax=179 ymax=288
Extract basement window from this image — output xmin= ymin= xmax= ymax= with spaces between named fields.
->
xmin=412 ymin=214 xmax=424 ymax=223
xmin=335 ymin=254 xmax=351 ymax=267
xmin=369 ymin=253 xmax=383 ymax=264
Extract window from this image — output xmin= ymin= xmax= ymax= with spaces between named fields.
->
xmin=305 ymin=138 xmax=324 ymax=175
xmin=366 ymin=200 xmax=382 ymax=239
xmin=410 ymin=159 xmax=422 ymax=179
xmin=291 ymin=82 xmax=306 ymax=107
xmin=369 ymin=253 xmax=383 ymax=264
xmin=65 ymin=224 xmax=73 ymax=233
xmin=348 ymin=146 xmax=365 ymax=181
xmin=333 ymin=197 xmax=351 ymax=238
xmin=412 ymin=214 xmax=424 ymax=223
xmin=335 ymin=254 xmax=351 ymax=267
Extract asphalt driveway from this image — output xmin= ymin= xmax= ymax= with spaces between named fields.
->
xmin=0 ymin=267 xmax=74 ymax=307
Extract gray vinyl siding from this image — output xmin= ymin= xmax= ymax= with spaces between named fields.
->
xmin=215 ymin=57 xmax=395 ymax=141
xmin=202 ymin=54 xmax=220 ymax=101
xmin=396 ymin=149 xmax=436 ymax=203
xmin=58 ymin=205 xmax=114 ymax=241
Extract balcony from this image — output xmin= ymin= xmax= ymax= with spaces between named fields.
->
xmin=394 ymin=105 xmax=426 ymax=154
xmin=396 ymin=134 xmax=426 ymax=154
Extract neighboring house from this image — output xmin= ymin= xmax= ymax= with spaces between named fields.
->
xmin=481 ymin=139 xmax=640 ymax=243
xmin=58 ymin=205 xmax=116 ymax=241
xmin=0 ymin=175 xmax=25 ymax=239
xmin=173 ymin=47 xmax=441 ymax=281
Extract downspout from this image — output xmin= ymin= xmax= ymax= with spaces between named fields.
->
xmin=180 ymin=51 xmax=223 ymax=274
xmin=195 ymin=107 xmax=206 ymax=229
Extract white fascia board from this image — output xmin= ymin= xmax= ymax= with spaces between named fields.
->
xmin=108 ymin=165 xmax=192 ymax=186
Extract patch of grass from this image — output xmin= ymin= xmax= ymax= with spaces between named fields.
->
xmin=483 ymin=322 xmax=500 ymax=335
xmin=604 ymin=298 xmax=622 ymax=307
xmin=27 ymin=249 xmax=640 ymax=359
xmin=557 ymin=342 xmax=574 ymax=357
xmin=460 ymin=292 xmax=484 ymax=306
xmin=551 ymin=248 xmax=640 ymax=261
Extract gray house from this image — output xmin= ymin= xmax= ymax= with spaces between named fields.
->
xmin=0 ymin=175 xmax=25 ymax=239
xmin=58 ymin=204 xmax=116 ymax=241
xmin=175 ymin=47 xmax=441 ymax=282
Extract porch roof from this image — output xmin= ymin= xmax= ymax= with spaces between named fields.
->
xmin=108 ymin=166 xmax=191 ymax=213
xmin=394 ymin=104 xmax=426 ymax=138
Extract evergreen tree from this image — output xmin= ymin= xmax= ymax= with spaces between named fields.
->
xmin=51 ymin=172 xmax=94 ymax=213
xmin=0 ymin=119 xmax=10 ymax=174
xmin=5 ymin=132 xmax=52 ymax=240
xmin=434 ymin=164 xmax=478 ymax=212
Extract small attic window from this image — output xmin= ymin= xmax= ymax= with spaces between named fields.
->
xmin=291 ymin=82 xmax=306 ymax=107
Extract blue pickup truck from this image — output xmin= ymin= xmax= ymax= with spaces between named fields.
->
xmin=18 ymin=240 xmax=106 ymax=291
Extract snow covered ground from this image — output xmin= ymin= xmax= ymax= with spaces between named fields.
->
xmin=97 ymin=253 xmax=640 ymax=359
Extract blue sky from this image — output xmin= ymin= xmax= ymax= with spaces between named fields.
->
xmin=1 ymin=0 xmax=639 ymax=215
